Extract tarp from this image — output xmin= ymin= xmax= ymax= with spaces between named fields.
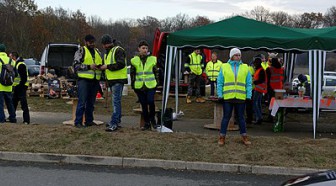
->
xmin=167 ymin=16 xmax=336 ymax=51
xmin=162 ymin=16 xmax=336 ymax=138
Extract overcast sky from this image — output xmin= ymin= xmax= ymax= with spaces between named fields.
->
xmin=34 ymin=0 xmax=335 ymax=21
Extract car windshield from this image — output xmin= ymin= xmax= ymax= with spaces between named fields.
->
xmin=326 ymin=79 xmax=336 ymax=86
xmin=24 ymin=59 xmax=38 ymax=65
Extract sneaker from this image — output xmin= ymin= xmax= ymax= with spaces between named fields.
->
xmin=23 ymin=122 xmax=30 ymax=125
xmin=105 ymin=125 xmax=118 ymax=132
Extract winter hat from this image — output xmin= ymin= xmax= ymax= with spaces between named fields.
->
xmin=268 ymin=52 xmax=278 ymax=58
xmin=101 ymin=34 xmax=113 ymax=44
xmin=229 ymin=48 xmax=241 ymax=58
xmin=84 ymin=34 xmax=96 ymax=42
xmin=0 ymin=44 xmax=6 ymax=52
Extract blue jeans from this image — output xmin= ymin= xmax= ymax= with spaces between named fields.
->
xmin=109 ymin=83 xmax=124 ymax=127
xmin=0 ymin=91 xmax=16 ymax=123
xmin=209 ymin=80 xmax=216 ymax=96
xmin=253 ymin=90 xmax=263 ymax=121
xmin=220 ymin=101 xmax=246 ymax=136
xmin=75 ymin=79 xmax=98 ymax=125
xmin=135 ymin=89 xmax=156 ymax=123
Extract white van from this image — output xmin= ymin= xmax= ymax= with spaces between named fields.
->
xmin=40 ymin=43 xmax=80 ymax=78
xmin=323 ymin=75 xmax=336 ymax=92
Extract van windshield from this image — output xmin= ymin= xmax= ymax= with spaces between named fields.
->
xmin=326 ymin=79 xmax=336 ymax=86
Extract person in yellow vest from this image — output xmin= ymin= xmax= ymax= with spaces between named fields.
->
xmin=205 ymin=52 xmax=222 ymax=99
xmin=184 ymin=49 xmax=205 ymax=103
xmin=217 ymin=48 xmax=252 ymax=146
xmin=73 ymin=34 xmax=103 ymax=128
xmin=99 ymin=34 xmax=128 ymax=132
xmin=9 ymin=52 xmax=30 ymax=124
xmin=0 ymin=44 xmax=16 ymax=123
xmin=130 ymin=40 xmax=159 ymax=131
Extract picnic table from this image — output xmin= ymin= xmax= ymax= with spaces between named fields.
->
xmin=269 ymin=96 xmax=336 ymax=132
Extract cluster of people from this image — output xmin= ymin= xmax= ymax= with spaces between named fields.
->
xmin=0 ymin=44 xmax=30 ymax=125
xmin=73 ymin=34 xmax=159 ymax=132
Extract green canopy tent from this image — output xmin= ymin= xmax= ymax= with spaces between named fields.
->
xmin=161 ymin=16 xmax=336 ymax=138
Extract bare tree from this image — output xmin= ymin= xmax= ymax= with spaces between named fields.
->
xmin=324 ymin=6 xmax=336 ymax=26
xmin=247 ymin=6 xmax=272 ymax=22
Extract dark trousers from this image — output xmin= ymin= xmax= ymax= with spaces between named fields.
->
xmin=75 ymin=79 xmax=98 ymax=125
xmin=0 ymin=91 xmax=16 ymax=123
xmin=135 ymin=89 xmax=156 ymax=123
xmin=209 ymin=80 xmax=216 ymax=96
xmin=187 ymin=74 xmax=201 ymax=97
xmin=13 ymin=85 xmax=30 ymax=123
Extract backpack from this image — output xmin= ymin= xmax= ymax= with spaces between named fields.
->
xmin=0 ymin=58 xmax=15 ymax=86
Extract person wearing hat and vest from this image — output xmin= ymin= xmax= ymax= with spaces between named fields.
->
xmin=267 ymin=57 xmax=284 ymax=121
xmin=252 ymin=57 xmax=267 ymax=125
xmin=184 ymin=49 xmax=206 ymax=103
xmin=217 ymin=48 xmax=252 ymax=146
xmin=99 ymin=34 xmax=128 ymax=132
xmin=130 ymin=40 xmax=159 ymax=131
xmin=9 ymin=52 xmax=30 ymax=124
xmin=205 ymin=52 xmax=222 ymax=98
xmin=73 ymin=34 xmax=103 ymax=128
xmin=0 ymin=44 xmax=16 ymax=123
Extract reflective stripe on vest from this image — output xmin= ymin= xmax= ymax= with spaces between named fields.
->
xmin=269 ymin=66 xmax=284 ymax=90
xmin=0 ymin=53 xmax=13 ymax=92
xmin=222 ymin=63 xmax=248 ymax=100
xmin=206 ymin=60 xmax=222 ymax=81
xmin=77 ymin=46 xmax=103 ymax=80
xmin=131 ymin=56 xmax=157 ymax=89
xmin=184 ymin=52 xmax=202 ymax=75
xmin=13 ymin=62 xmax=29 ymax=86
xmin=254 ymin=68 xmax=267 ymax=94
xmin=104 ymin=46 xmax=127 ymax=80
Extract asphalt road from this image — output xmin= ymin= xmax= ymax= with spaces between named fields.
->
xmin=0 ymin=160 xmax=291 ymax=186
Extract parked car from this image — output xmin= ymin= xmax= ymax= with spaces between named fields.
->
xmin=40 ymin=43 xmax=80 ymax=79
xmin=23 ymin=58 xmax=40 ymax=76
xmin=323 ymin=75 xmax=336 ymax=92
xmin=281 ymin=170 xmax=336 ymax=185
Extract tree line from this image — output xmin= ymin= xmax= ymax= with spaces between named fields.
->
xmin=0 ymin=0 xmax=336 ymax=61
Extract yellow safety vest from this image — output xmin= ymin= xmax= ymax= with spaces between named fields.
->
xmin=104 ymin=46 xmax=127 ymax=80
xmin=13 ymin=61 xmax=29 ymax=87
xmin=131 ymin=56 xmax=157 ymax=89
xmin=77 ymin=46 xmax=102 ymax=80
xmin=222 ymin=63 xmax=248 ymax=100
xmin=184 ymin=52 xmax=203 ymax=75
xmin=261 ymin=61 xmax=269 ymax=70
xmin=206 ymin=60 xmax=222 ymax=81
xmin=0 ymin=53 xmax=13 ymax=92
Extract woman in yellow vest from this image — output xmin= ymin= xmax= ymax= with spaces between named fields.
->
xmin=217 ymin=48 xmax=252 ymax=146
xmin=73 ymin=34 xmax=103 ymax=128
xmin=205 ymin=52 xmax=222 ymax=98
xmin=130 ymin=40 xmax=159 ymax=131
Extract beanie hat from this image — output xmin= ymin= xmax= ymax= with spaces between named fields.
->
xmin=229 ymin=48 xmax=241 ymax=58
xmin=101 ymin=34 xmax=113 ymax=44
xmin=268 ymin=52 xmax=278 ymax=58
xmin=0 ymin=44 xmax=6 ymax=52
xmin=84 ymin=34 xmax=96 ymax=42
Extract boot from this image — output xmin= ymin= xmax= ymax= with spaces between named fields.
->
xmin=218 ymin=136 xmax=225 ymax=146
xmin=186 ymin=96 xmax=192 ymax=104
xmin=196 ymin=97 xmax=206 ymax=103
xmin=150 ymin=118 xmax=158 ymax=129
xmin=242 ymin=135 xmax=251 ymax=145
xmin=141 ymin=123 xmax=151 ymax=131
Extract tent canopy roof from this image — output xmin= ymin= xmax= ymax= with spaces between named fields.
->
xmin=167 ymin=16 xmax=336 ymax=51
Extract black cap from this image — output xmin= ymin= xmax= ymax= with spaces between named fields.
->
xmin=84 ymin=34 xmax=96 ymax=42
xmin=101 ymin=34 xmax=113 ymax=44
xmin=0 ymin=44 xmax=6 ymax=52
